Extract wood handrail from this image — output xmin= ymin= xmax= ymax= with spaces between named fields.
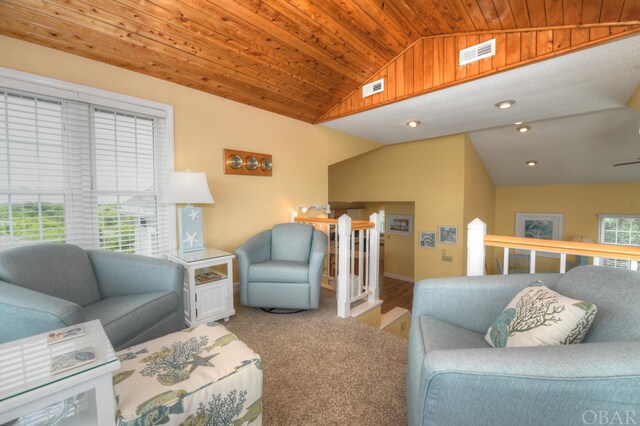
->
xmin=294 ymin=216 xmax=375 ymax=230
xmin=485 ymin=235 xmax=640 ymax=261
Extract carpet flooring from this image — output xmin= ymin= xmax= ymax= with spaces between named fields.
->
xmin=223 ymin=289 xmax=409 ymax=426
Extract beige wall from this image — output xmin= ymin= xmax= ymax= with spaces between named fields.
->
xmin=628 ymin=84 xmax=640 ymax=111
xmin=463 ymin=136 xmax=496 ymax=273
xmin=0 ymin=36 xmax=380 ymax=253
xmin=495 ymin=183 xmax=640 ymax=271
xmin=384 ymin=202 xmax=415 ymax=280
xmin=329 ymin=134 xmax=469 ymax=279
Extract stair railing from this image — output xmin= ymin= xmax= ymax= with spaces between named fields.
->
xmin=295 ymin=213 xmax=382 ymax=318
xmin=467 ymin=218 xmax=640 ymax=276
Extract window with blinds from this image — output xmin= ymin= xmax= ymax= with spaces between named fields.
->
xmin=598 ymin=215 xmax=640 ymax=271
xmin=0 ymin=86 xmax=172 ymax=256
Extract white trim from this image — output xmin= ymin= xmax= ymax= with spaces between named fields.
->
xmin=0 ymin=67 xmax=169 ymax=117
xmin=598 ymin=214 xmax=640 ymax=245
xmin=383 ymin=272 xmax=414 ymax=283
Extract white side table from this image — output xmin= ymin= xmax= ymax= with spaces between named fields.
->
xmin=166 ymin=247 xmax=236 ymax=326
xmin=0 ymin=320 xmax=120 ymax=425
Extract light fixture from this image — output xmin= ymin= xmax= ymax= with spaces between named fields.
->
xmin=514 ymin=121 xmax=523 ymax=125
xmin=525 ymin=160 xmax=538 ymax=166
xmin=495 ymin=100 xmax=515 ymax=109
xmin=406 ymin=120 xmax=421 ymax=128
xmin=298 ymin=204 xmax=331 ymax=215
xmin=160 ymin=171 xmax=214 ymax=253
xmin=516 ymin=124 xmax=531 ymax=133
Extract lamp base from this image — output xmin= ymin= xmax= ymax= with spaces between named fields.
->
xmin=177 ymin=205 xmax=205 ymax=253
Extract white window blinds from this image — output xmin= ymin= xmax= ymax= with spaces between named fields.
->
xmin=0 ymin=85 xmax=172 ymax=256
xmin=598 ymin=215 xmax=640 ymax=271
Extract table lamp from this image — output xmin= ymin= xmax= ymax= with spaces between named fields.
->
xmin=160 ymin=171 xmax=214 ymax=253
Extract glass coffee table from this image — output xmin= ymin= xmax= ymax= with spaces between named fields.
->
xmin=0 ymin=320 xmax=121 ymax=425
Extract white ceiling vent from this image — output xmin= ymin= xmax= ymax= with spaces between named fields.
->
xmin=363 ymin=78 xmax=384 ymax=98
xmin=459 ymin=38 xmax=496 ymax=66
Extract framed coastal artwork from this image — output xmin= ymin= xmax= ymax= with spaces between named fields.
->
xmin=387 ymin=215 xmax=413 ymax=236
xmin=439 ymin=226 xmax=458 ymax=244
xmin=419 ymin=231 xmax=436 ymax=249
xmin=515 ymin=213 xmax=564 ymax=258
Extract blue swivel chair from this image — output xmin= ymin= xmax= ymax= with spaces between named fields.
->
xmin=236 ymin=223 xmax=327 ymax=311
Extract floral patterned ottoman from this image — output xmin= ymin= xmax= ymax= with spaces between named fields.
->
xmin=113 ymin=322 xmax=262 ymax=425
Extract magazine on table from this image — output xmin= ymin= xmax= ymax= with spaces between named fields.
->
xmin=47 ymin=324 xmax=85 ymax=345
xmin=50 ymin=346 xmax=96 ymax=375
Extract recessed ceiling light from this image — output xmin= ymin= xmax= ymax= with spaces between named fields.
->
xmin=516 ymin=125 xmax=531 ymax=133
xmin=526 ymin=160 xmax=538 ymax=166
xmin=495 ymin=100 xmax=515 ymax=109
xmin=406 ymin=120 xmax=421 ymax=128
xmin=514 ymin=121 xmax=523 ymax=125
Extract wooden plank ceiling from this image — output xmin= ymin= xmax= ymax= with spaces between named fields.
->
xmin=0 ymin=0 xmax=638 ymax=123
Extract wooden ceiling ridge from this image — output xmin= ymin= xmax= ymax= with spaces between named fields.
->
xmin=315 ymin=23 xmax=640 ymax=124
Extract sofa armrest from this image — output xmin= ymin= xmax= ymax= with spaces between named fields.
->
xmin=411 ymin=273 xmax=561 ymax=334
xmin=235 ymin=230 xmax=272 ymax=305
xmin=417 ymin=341 xmax=640 ymax=425
xmin=308 ymin=230 xmax=328 ymax=308
xmin=0 ymin=280 xmax=85 ymax=343
xmin=87 ymin=250 xmax=184 ymax=298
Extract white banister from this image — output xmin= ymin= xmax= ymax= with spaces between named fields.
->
xmin=295 ymin=214 xmax=382 ymax=318
xmin=337 ymin=214 xmax=351 ymax=318
xmin=467 ymin=218 xmax=640 ymax=276
xmin=367 ymin=213 xmax=381 ymax=303
xmin=466 ymin=218 xmax=486 ymax=276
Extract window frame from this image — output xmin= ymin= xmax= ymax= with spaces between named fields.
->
xmin=597 ymin=214 xmax=640 ymax=271
xmin=0 ymin=66 xmax=176 ymax=254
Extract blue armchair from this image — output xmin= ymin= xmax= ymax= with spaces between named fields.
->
xmin=407 ymin=266 xmax=640 ymax=426
xmin=0 ymin=243 xmax=184 ymax=350
xmin=236 ymin=223 xmax=327 ymax=310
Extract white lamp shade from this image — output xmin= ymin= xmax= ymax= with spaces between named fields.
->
xmin=160 ymin=171 xmax=214 ymax=204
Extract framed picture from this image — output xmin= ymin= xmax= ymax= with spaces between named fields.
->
xmin=515 ymin=213 xmax=564 ymax=258
xmin=439 ymin=226 xmax=458 ymax=244
xmin=387 ymin=214 xmax=413 ymax=236
xmin=419 ymin=231 xmax=436 ymax=249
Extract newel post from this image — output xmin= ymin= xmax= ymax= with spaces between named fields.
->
xmin=367 ymin=212 xmax=381 ymax=303
xmin=467 ymin=218 xmax=487 ymax=276
xmin=337 ymin=214 xmax=352 ymax=318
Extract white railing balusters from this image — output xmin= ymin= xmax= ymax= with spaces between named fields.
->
xmin=295 ymin=213 xmax=381 ymax=318
xmin=466 ymin=219 xmax=640 ymax=276
xmin=337 ymin=215 xmax=351 ymax=318
xmin=367 ymin=213 xmax=381 ymax=303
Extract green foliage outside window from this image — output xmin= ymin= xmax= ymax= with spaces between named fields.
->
xmin=0 ymin=202 xmax=138 ymax=252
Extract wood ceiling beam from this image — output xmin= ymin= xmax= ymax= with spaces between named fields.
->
xmin=315 ymin=24 xmax=640 ymax=124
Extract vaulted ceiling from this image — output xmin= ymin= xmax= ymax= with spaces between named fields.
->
xmin=1 ymin=0 xmax=639 ymax=123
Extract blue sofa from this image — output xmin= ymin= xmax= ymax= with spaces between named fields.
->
xmin=408 ymin=265 xmax=640 ymax=426
xmin=236 ymin=223 xmax=327 ymax=310
xmin=0 ymin=243 xmax=184 ymax=350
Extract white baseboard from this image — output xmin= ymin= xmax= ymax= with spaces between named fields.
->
xmin=383 ymin=272 xmax=414 ymax=283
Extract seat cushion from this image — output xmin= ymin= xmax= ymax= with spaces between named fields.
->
xmin=0 ymin=243 xmax=101 ymax=307
xmin=420 ymin=315 xmax=489 ymax=353
xmin=248 ymin=260 xmax=309 ymax=283
xmin=83 ymin=291 xmax=177 ymax=348
xmin=114 ymin=323 xmax=262 ymax=426
xmin=271 ymin=223 xmax=314 ymax=262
